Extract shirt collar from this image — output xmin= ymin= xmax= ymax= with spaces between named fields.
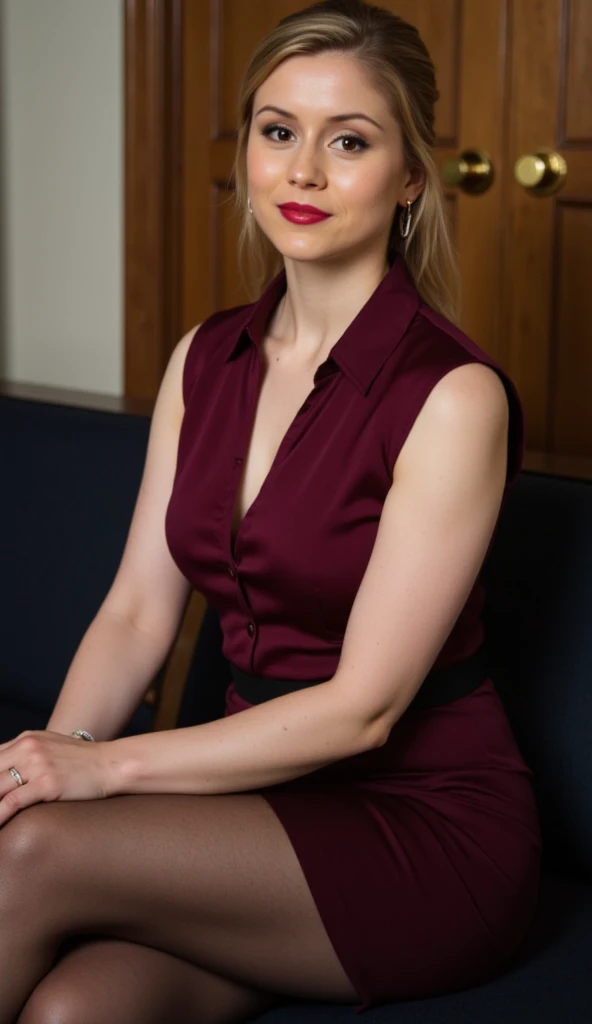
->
xmin=222 ymin=253 xmax=420 ymax=395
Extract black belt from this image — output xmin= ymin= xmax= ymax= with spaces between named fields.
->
xmin=229 ymin=642 xmax=491 ymax=711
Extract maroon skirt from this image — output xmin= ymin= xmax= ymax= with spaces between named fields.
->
xmin=224 ymin=676 xmax=542 ymax=1014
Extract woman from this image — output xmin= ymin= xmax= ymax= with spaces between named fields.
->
xmin=0 ymin=1 xmax=541 ymax=1021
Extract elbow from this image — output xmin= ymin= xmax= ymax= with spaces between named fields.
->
xmin=368 ymin=718 xmax=392 ymax=749
xmin=357 ymin=710 xmax=392 ymax=751
xmin=328 ymin=680 xmax=395 ymax=752
xmin=358 ymin=698 xmax=409 ymax=749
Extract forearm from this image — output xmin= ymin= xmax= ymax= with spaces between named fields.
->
xmin=106 ymin=680 xmax=383 ymax=795
xmin=46 ymin=609 xmax=171 ymax=741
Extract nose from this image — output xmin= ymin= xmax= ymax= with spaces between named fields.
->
xmin=287 ymin=139 xmax=327 ymax=190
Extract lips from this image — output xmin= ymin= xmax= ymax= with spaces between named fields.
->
xmin=279 ymin=203 xmax=328 ymax=214
xmin=278 ymin=203 xmax=331 ymax=224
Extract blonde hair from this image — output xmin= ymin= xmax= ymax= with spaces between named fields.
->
xmin=232 ymin=0 xmax=461 ymax=323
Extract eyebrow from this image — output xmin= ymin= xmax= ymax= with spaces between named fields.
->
xmin=254 ymin=104 xmax=385 ymax=132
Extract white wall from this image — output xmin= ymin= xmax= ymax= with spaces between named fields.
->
xmin=0 ymin=0 xmax=123 ymax=394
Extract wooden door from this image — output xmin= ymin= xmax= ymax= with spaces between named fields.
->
xmin=504 ymin=0 xmax=592 ymax=456
xmin=125 ymin=0 xmax=592 ymax=457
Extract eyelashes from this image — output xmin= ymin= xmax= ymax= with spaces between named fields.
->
xmin=260 ymin=123 xmax=369 ymax=153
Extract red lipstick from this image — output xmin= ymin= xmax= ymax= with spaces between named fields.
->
xmin=278 ymin=202 xmax=331 ymax=225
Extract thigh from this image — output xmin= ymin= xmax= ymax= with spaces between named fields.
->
xmin=4 ymin=794 xmax=358 ymax=1005
xmin=17 ymin=936 xmax=284 ymax=1024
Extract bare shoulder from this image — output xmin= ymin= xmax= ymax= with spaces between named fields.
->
xmin=423 ymin=361 xmax=508 ymax=419
xmin=394 ymin=362 xmax=509 ymax=483
xmin=163 ymin=323 xmax=203 ymax=414
xmin=173 ymin=323 xmax=203 ymax=371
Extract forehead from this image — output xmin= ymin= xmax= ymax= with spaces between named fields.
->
xmin=254 ymin=52 xmax=393 ymax=121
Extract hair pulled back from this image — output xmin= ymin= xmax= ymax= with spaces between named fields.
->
xmin=232 ymin=0 xmax=460 ymax=322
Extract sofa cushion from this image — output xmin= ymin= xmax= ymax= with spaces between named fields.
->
xmin=0 ymin=699 xmax=49 ymax=742
xmin=482 ymin=471 xmax=592 ymax=877
xmin=0 ymin=397 xmax=151 ymax=717
xmin=0 ymin=696 xmax=155 ymax=745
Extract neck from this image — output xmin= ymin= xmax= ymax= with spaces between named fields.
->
xmin=269 ymin=251 xmax=391 ymax=364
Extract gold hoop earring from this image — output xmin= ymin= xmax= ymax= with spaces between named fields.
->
xmin=400 ymin=199 xmax=412 ymax=238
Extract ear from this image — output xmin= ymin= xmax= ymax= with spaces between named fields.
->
xmin=402 ymin=163 xmax=426 ymax=204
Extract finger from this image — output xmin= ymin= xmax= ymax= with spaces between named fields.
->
xmin=0 ymin=780 xmax=48 ymax=828
xmin=0 ymin=733 xmax=52 ymax=784
xmin=0 ymin=766 xmax=27 ymax=802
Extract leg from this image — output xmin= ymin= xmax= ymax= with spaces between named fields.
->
xmin=0 ymin=794 xmax=359 ymax=1023
xmin=17 ymin=936 xmax=283 ymax=1024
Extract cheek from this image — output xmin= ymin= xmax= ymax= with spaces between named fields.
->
xmin=335 ymin=164 xmax=399 ymax=219
xmin=247 ymin=141 xmax=283 ymax=189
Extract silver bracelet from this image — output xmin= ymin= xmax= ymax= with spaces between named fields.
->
xmin=71 ymin=729 xmax=95 ymax=742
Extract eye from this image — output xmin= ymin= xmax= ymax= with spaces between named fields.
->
xmin=259 ymin=124 xmax=369 ymax=153
xmin=260 ymin=124 xmax=294 ymax=143
xmin=331 ymin=133 xmax=369 ymax=153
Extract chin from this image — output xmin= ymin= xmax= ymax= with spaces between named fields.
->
xmin=268 ymin=240 xmax=328 ymax=263
xmin=286 ymin=242 xmax=360 ymax=266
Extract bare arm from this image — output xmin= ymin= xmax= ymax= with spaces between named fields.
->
xmin=46 ymin=326 xmax=198 ymax=740
xmin=99 ymin=362 xmax=510 ymax=795
xmin=45 ymin=609 xmax=185 ymax=741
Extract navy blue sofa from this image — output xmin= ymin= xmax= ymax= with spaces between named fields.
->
xmin=2 ymin=391 xmax=590 ymax=1020
xmin=0 ymin=393 xmax=157 ymax=740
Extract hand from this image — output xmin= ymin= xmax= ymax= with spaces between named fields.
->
xmin=0 ymin=730 xmax=112 ymax=827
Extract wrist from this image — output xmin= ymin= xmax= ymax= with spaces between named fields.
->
xmin=101 ymin=737 xmax=139 ymax=797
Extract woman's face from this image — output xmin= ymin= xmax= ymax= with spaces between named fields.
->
xmin=246 ymin=52 xmax=424 ymax=266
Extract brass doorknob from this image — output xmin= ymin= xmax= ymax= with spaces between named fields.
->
xmin=440 ymin=149 xmax=494 ymax=194
xmin=514 ymin=149 xmax=567 ymax=196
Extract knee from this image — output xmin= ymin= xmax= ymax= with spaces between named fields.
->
xmin=18 ymin=978 xmax=90 ymax=1024
xmin=0 ymin=805 xmax=63 ymax=904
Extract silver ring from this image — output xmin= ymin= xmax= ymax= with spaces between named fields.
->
xmin=8 ymin=767 xmax=24 ymax=786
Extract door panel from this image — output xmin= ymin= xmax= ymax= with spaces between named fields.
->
xmin=127 ymin=0 xmax=592 ymax=458
xmin=505 ymin=0 xmax=592 ymax=453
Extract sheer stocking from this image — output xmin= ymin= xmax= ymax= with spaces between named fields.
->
xmin=17 ymin=935 xmax=283 ymax=1024
xmin=0 ymin=794 xmax=359 ymax=1023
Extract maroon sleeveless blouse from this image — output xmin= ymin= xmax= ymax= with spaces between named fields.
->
xmin=165 ymin=253 xmax=524 ymax=682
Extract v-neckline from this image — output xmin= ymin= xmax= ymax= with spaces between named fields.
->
xmin=228 ymin=287 xmax=340 ymax=563
xmin=229 ymin=365 xmax=317 ymax=563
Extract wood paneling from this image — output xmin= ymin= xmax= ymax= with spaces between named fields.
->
xmin=387 ymin=0 xmax=461 ymax=144
xmin=522 ymin=448 xmax=592 ymax=482
xmin=214 ymin=0 xmax=304 ymax=139
xmin=124 ymin=0 xmax=184 ymax=398
xmin=553 ymin=150 xmax=592 ymax=194
xmin=181 ymin=0 xmax=212 ymax=333
xmin=211 ymin=184 xmax=248 ymax=310
xmin=562 ymin=0 xmax=592 ymax=143
xmin=505 ymin=0 xmax=560 ymax=445
xmin=505 ymin=0 xmax=592 ymax=453
xmin=553 ymin=203 xmax=592 ymax=453
xmin=455 ymin=0 xmax=508 ymax=356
